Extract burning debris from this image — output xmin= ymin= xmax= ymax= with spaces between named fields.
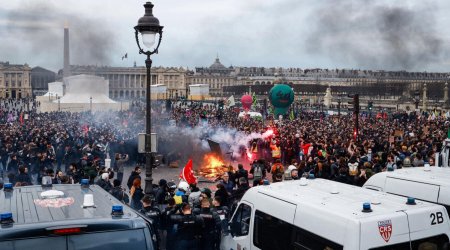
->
xmin=197 ymin=153 xmax=229 ymax=179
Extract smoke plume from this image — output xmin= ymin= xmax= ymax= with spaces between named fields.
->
xmin=3 ymin=1 xmax=119 ymax=69
xmin=305 ymin=0 xmax=449 ymax=70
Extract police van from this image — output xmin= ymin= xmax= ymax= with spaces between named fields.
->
xmin=363 ymin=167 xmax=450 ymax=214
xmin=0 ymin=181 xmax=158 ymax=250
xmin=221 ymin=178 xmax=450 ymax=250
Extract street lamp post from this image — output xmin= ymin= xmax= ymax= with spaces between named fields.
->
xmin=134 ymin=2 xmax=163 ymax=195
xmin=90 ymin=96 xmax=92 ymax=113
xmin=58 ymin=96 xmax=61 ymax=112
xmin=338 ymin=95 xmax=342 ymax=118
xmin=414 ymin=89 xmax=420 ymax=110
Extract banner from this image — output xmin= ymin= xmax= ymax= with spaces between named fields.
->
xmin=226 ymin=95 xmax=235 ymax=107
xmin=179 ymin=159 xmax=197 ymax=184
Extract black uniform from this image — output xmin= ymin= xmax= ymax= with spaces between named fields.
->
xmin=211 ymin=206 xmax=230 ymax=249
xmin=169 ymin=214 xmax=204 ymax=250
xmin=195 ymin=207 xmax=221 ymax=250
xmin=140 ymin=206 xmax=161 ymax=228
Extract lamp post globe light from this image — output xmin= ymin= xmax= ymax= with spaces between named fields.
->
xmin=134 ymin=2 xmax=163 ymax=195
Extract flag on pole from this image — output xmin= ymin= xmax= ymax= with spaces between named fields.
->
xmin=179 ymin=159 xmax=197 ymax=184
xmin=226 ymin=95 xmax=235 ymax=107
xmin=121 ymin=53 xmax=128 ymax=60
xmin=289 ymin=109 xmax=295 ymax=121
xmin=252 ymin=92 xmax=258 ymax=108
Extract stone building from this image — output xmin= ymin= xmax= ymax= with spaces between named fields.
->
xmin=0 ymin=61 xmax=32 ymax=99
xmin=190 ymin=56 xmax=237 ymax=97
xmin=63 ymin=65 xmax=188 ymax=100
xmin=31 ymin=66 xmax=56 ymax=96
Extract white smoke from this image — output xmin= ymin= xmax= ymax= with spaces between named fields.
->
xmin=159 ymin=121 xmax=273 ymax=160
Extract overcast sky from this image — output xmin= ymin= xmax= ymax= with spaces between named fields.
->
xmin=1 ymin=0 xmax=450 ymax=73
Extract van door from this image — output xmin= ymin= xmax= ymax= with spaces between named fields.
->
xmin=221 ymin=201 xmax=254 ymax=250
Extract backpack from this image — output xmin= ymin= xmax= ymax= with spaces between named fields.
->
xmin=253 ymin=165 xmax=263 ymax=180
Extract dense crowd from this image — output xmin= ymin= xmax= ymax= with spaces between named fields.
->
xmin=1 ymin=98 xmax=449 ymax=249
xmin=0 ymin=99 xmax=148 ymax=186
xmin=169 ymin=102 xmax=448 ymax=187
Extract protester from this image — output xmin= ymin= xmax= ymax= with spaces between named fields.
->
xmin=110 ymin=179 xmax=130 ymax=204
xmin=130 ymin=178 xmax=144 ymax=210
xmin=127 ymin=166 xmax=141 ymax=190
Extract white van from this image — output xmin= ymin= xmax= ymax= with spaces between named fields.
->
xmin=221 ymin=178 xmax=450 ymax=250
xmin=363 ymin=167 xmax=450 ymax=214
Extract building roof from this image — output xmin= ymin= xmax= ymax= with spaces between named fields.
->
xmin=209 ymin=57 xmax=227 ymax=70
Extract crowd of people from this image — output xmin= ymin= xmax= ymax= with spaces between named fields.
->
xmin=0 ymin=99 xmax=147 ymax=186
xmin=1 ymin=98 xmax=449 ymax=250
xmin=169 ymin=101 xmax=448 ymax=188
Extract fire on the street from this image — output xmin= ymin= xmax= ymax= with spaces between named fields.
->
xmin=198 ymin=153 xmax=229 ymax=179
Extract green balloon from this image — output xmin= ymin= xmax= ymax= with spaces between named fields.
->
xmin=269 ymin=84 xmax=294 ymax=108
xmin=274 ymin=107 xmax=289 ymax=117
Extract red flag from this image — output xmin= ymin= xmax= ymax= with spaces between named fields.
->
xmin=179 ymin=159 xmax=197 ymax=185
xmin=19 ymin=112 xmax=24 ymax=125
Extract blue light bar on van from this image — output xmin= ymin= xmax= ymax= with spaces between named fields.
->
xmin=3 ymin=183 xmax=13 ymax=192
xmin=308 ymin=173 xmax=315 ymax=179
xmin=0 ymin=212 xmax=14 ymax=225
xmin=111 ymin=205 xmax=124 ymax=216
xmin=362 ymin=202 xmax=373 ymax=213
xmin=263 ymin=179 xmax=270 ymax=185
xmin=406 ymin=197 xmax=416 ymax=205
xmin=80 ymin=179 xmax=89 ymax=188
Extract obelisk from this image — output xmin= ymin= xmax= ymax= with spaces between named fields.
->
xmin=63 ymin=21 xmax=71 ymax=78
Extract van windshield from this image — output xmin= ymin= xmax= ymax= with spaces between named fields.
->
xmin=370 ymin=234 xmax=449 ymax=250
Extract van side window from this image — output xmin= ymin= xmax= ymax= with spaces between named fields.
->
xmin=253 ymin=210 xmax=293 ymax=249
xmin=293 ymin=224 xmax=343 ymax=250
xmin=231 ymin=203 xmax=252 ymax=237
xmin=253 ymin=210 xmax=343 ymax=250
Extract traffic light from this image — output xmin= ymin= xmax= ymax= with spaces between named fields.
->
xmin=348 ymin=94 xmax=360 ymax=142
xmin=368 ymin=101 xmax=373 ymax=111
xmin=347 ymin=94 xmax=360 ymax=113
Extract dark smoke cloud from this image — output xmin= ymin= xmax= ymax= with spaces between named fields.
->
xmin=305 ymin=0 xmax=449 ymax=71
xmin=3 ymin=1 xmax=120 ymax=69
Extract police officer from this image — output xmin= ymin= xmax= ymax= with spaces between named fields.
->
xmin=212 ymin=196 xmax=230 ymax=249
xmin=195 ymin=198 xmax=221 ymax=250
xmin=169 ymin=203 xmax=204 ymax=250
xmin=139 ymin=195 xmax=161 ymax=227
xmin=161 ymin=198 xmax=178 ymax=250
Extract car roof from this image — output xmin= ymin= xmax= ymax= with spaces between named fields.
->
xmin=382 ymin=167 xmax=450 ymax=186
xmin=0 ymin=184 xmax=140 ymax=227
xmin=246 ymin=178 xmax=442 ymax=220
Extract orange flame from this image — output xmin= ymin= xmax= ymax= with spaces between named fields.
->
xmin=198 ymin=153 xmax=228 ymax=179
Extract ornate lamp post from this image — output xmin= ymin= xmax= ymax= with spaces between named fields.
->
xmin=134 ymin=2 xmax=163 ymax=195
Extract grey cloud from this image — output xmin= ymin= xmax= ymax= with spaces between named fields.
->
xmin=0 ymin=1 xmax=121 ymax=70
xmin=305 ymin=0 xmax=450 ymax=71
